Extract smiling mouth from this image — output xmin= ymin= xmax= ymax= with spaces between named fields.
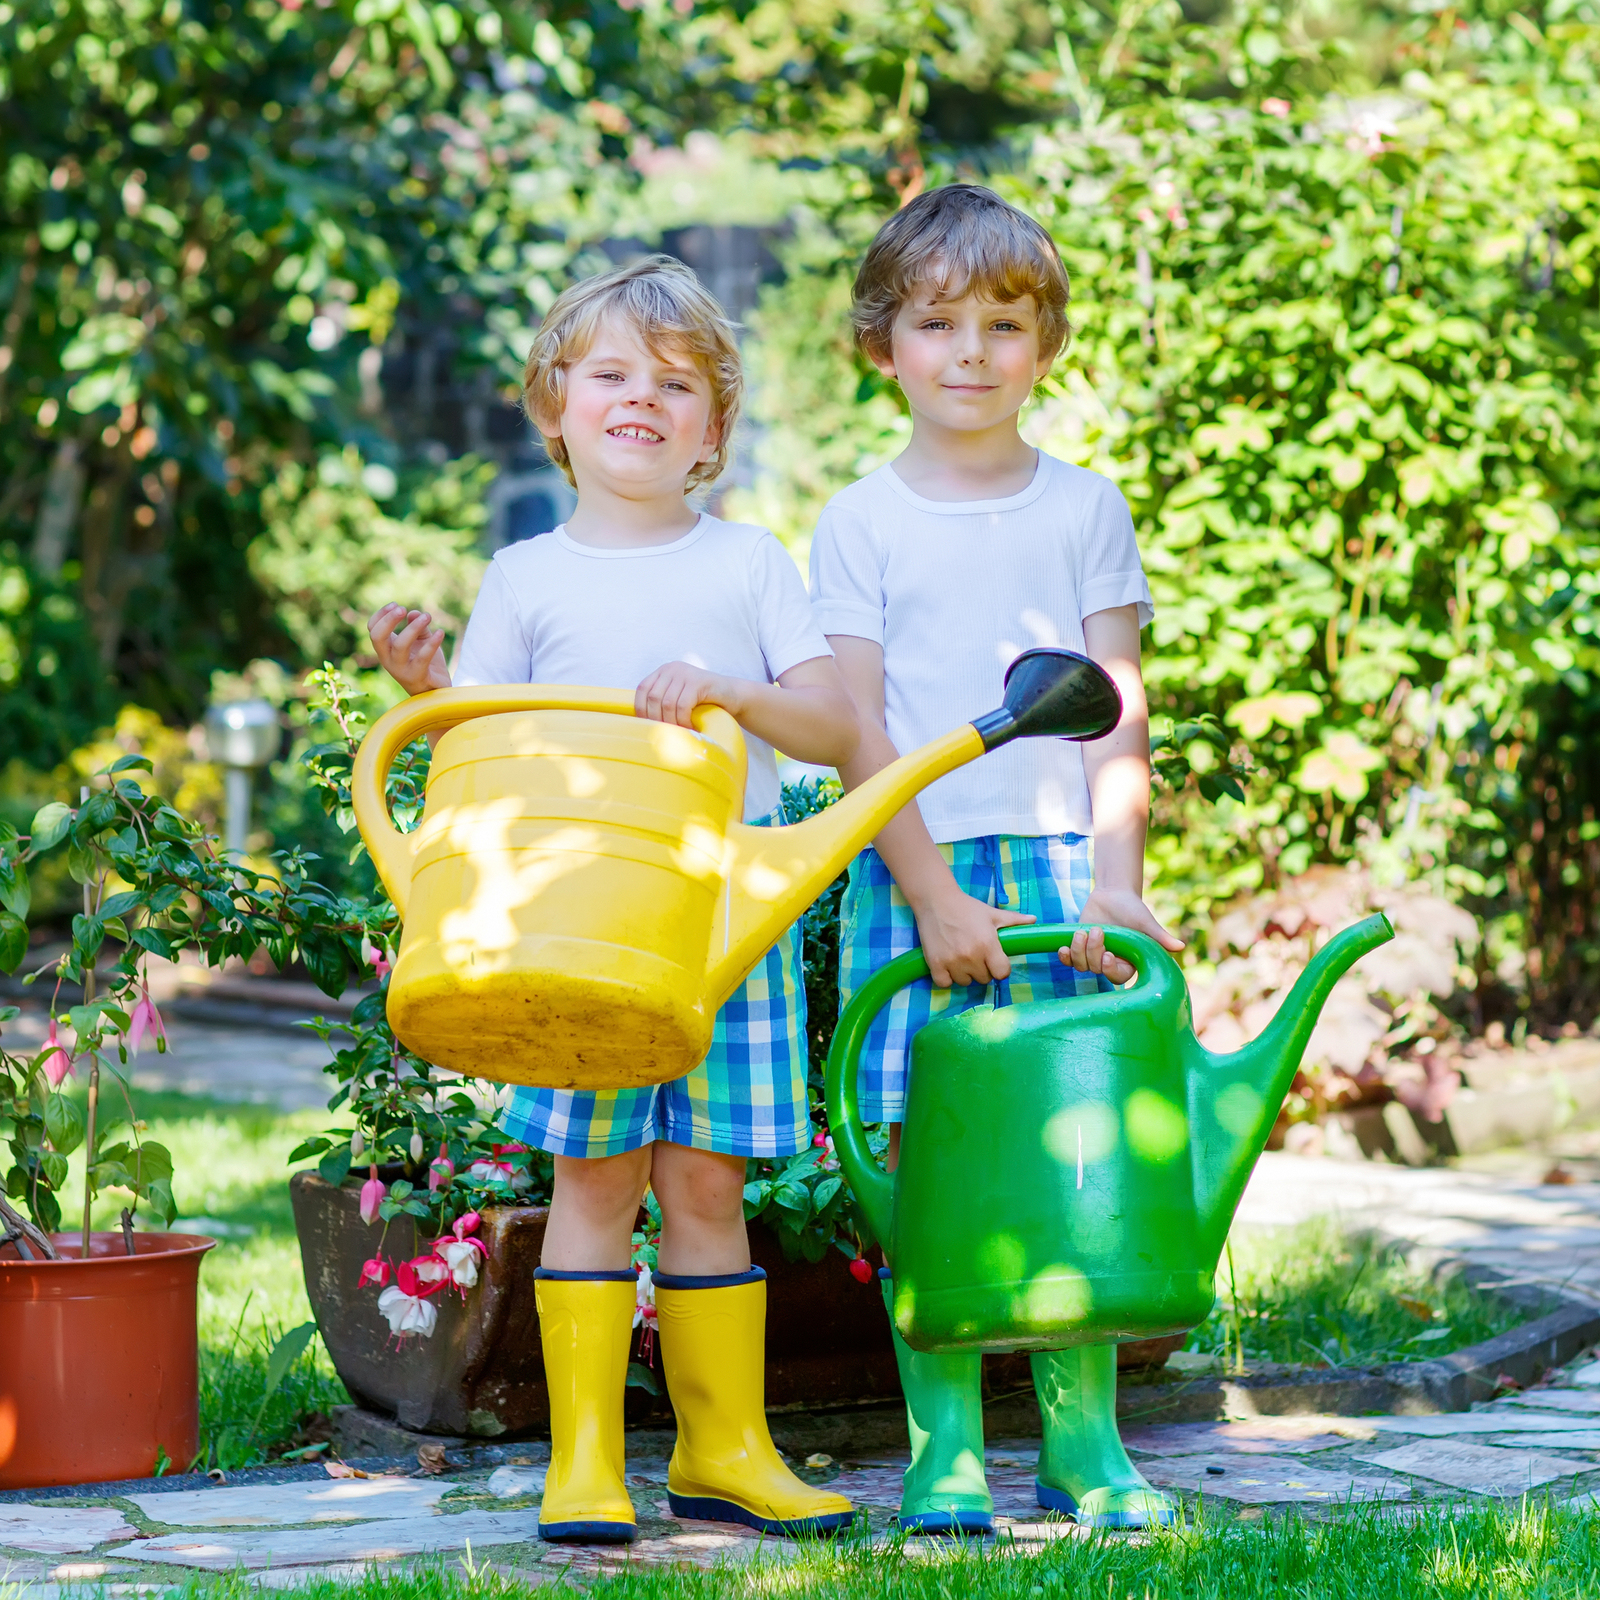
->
xmin=608 ymin=424 xmax=665 ymax=442
xmin=943 ymin=383 xmax=999 ymax=393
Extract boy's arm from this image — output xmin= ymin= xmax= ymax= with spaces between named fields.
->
xmin=1070 ymin=604 xmax=1184 ymax=982
xmin=829 ymin=635 xmax=1034 ymax=988
xmin=634 ymin=655 xmax=859 ymax=769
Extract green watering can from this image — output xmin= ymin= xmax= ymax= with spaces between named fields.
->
xmin=825 ymin=914 xmax=1394 ymax=1353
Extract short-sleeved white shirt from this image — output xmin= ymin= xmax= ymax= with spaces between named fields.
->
xmin=455 ymin=514 xmax=832 ymax=821
xmin=808 ymin=452 xmax=1153 ymax=842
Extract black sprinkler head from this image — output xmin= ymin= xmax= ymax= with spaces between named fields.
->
xmin=971 ymin=647 xmax=1123 ymax=752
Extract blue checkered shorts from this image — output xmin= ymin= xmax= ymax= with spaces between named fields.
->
xmin=499 ymin=920 xmax=811 ymax=1160
xmin=838 ymin=833 xmax=1108 ymax=1124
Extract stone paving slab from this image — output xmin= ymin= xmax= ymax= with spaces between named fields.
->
xmin=126 ymin=1480 xmax=449 ymax=1528
xmin=110 ymin=1509 xmax=540 ymax=1571
xmin=1488 ymin=1431 xmax=1600 ymax=1450
xmin=1503 ymin=1390 xmax=1600 ymax=1415
xmin=1357 ymin=1440 xmax=1592 ymax=1495
xmin=1141 ymin=1454 xmax=1408 ymax=1505
xmin=0 ymin=1507 xmax=139 ymax=1555
xmin=1123 ymin=1419 xmax=1363 ymax=1457
xmin=1364 ymin=1411 xmax=1600 ymax=1436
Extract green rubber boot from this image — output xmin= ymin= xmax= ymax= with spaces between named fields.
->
xmin=882 ymin=1272 xmax=994 ymax=1535
xmin=1032 ymin=1345 xmax=1177 ymax=1529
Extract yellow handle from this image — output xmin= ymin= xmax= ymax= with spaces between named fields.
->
xmin=351 ymin=684 xmax=643 ymax=915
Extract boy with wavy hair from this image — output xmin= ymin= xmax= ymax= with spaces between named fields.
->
xmin=811 ymin=185 xmax=1182 ymax=1532
xmin=371 ymin=256 xmax=858 ymax=1544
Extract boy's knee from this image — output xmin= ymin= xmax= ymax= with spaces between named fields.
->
xmin=554 ymin=1150 xmax=649 ymax=1218
xmin=653 ymin=1148 xmax=745 ymax=1226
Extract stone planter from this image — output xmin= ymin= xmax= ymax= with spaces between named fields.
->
xmin=291 ymin=1172 xmax=901 ymax=1437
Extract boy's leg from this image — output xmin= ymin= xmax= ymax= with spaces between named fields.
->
xmin=649 ymin=928 xmax=853 ymax=1536
xmin=837 ymin=843 xmax=996 ymax=1530
xmin=996 ymin=835 xmax=1174 ymax=1529
xmin=500 ymin=1088 xmax=658 ymax=1542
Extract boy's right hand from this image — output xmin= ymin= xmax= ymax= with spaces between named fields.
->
xmin=911 ymin=884 xmax=1035 ymax=989
xmin=368 ymin=604 xmax=451 ymax=695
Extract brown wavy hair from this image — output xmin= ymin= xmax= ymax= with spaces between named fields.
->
xmin=852 ymin=185 xmax=1072 ymax=368
xmin=521 ymin=255 xmax=743 ymax=492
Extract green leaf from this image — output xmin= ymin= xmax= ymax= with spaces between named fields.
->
xmin=287 ymin=1136 xmax=332 ymax=1163
xmin=29 ymin=802 xmax=73 ymax=851
xmin=108 ymin=755 xmax=155 ymax=775
xmin=131 ymin=927 xmax=176 ymax=960
xmin=99 ymin=891 xmax=143 ymax=919
xmin=0 ymin=860 xmax=30 ymax=919
xmin=319 ymin=1146 xmax=353 ymax=1187
xmin=144 ymin=1177 xmax=177 ymax=1226
xmin=0 ymin=911 xmax=26 ymax=975
xmin=260 ymin=1322 xmax=318 ymax=1409
xmin=43 ymin=1094 xmax=85 ymax=1156
xmin=626 ymin=1361 xmax=661 ymax=1395
xmin=40 ymin=1150 xmax=69 ymax=1190
xmin=71 ymin=914 xmax=106 ymax=963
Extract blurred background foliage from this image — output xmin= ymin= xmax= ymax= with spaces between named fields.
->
xmin=1 ymin=0 xmax=1598 ymax=1054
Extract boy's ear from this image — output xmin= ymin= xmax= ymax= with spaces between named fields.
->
xmin=697 ymin=411 xmax=723 ymax=463
xmin=867 ymin=344 xmax=897 ymax=381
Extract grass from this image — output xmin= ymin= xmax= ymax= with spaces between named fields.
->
xmin=59 ymin=1084 xmax=351 ymax=1471
xmin=19 ymin=1499 xmax=1600 ymax=1599
xmin=1185 ymin=1215 xmax=1524 ymax=1370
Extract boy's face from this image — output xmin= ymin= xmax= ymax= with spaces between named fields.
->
xmin=542 ymin=315 xmax=720 ymax=498
xmin=874 ymin=287 xmax=1052 ymax=434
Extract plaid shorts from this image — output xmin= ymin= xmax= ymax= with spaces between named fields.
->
xmin=499 ymin=920 xmax=811 ymax=1160
xmin=838 ymin=833 xmax=1108 ymax=1124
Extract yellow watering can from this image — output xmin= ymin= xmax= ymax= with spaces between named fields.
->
xmin=352 ymin=648 xmax=1120 ymax=1090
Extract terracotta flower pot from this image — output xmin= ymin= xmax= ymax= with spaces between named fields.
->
xmin=291 ymin=1171 xmax=900 ymax=1437
xmin=0 ymin=1231 xmax=216 ymax=1489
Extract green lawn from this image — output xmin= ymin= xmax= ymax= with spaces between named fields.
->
xmin=34 ymin=1500 xmax=1600 ymax=1600
xmin=60 ymin=1085 xmax=351 ymax=1470
xmin=1184 ymin=1215 xmax=1523 ymax=1370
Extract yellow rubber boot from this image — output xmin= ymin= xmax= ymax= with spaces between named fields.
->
xmin=655 ymin=1269 xmax=855 ymax=1536
xmin=534 ymin=1270 xmax=638 ymax=1543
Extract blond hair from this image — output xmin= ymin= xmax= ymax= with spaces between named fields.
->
xmin=852 ymin=185 xmax=1072 ymax=367
xmin=521 ymin=255 xmax=743 ymax=491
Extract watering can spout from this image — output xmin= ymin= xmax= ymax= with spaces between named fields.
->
xmin=704 ymin=647 xmax=1124 ymax=1009
xmin=1191 ymin=911 xmax=1395 ymax=1251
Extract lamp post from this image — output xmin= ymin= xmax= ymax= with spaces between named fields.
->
xmin=202 ymin=699 xmax=280 ymax=861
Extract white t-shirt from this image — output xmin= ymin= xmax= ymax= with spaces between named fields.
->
xmin=809 ymin=452 xmax=1153 ymax=842
xmin=455 ymin=514 xmax=832 ymax=821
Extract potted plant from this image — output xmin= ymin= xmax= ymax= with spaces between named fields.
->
xmin=0 ymin=717 xmax=398 ymax=1488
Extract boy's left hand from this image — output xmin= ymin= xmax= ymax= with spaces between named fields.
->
xmin=1061 ymin=889 xmax=1185 ymax=985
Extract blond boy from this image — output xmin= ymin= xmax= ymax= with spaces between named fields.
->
xmin=371 ymin=258 xmax=857 ymax=1543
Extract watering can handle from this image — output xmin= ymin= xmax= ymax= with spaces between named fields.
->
xmin=350 ymin=684 xmax=735 ymax=917
xmin=823 ymin=924 xmax=1161 ymax=1258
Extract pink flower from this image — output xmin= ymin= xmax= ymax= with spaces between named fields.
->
xmin=359 ymin=1166 xmax=386 ymax=1225
xmin=361 ymin=937 xmax=392 ymax=980
xmin=849 ymin=1257 xmax=874 ymax=1284
xmin=1262 ymin=97 xmax=1291 ymax=118
xmin=128 ymin=984 xmax=166 ymax=1057
xmin=812 ymin=1132 xmax=827 ymax=1148
xmin=633 ymin=1263 xmax=657 ymax=1330
xmin=433 ymin=1213 xmax=488 ymax=1293
xmin=428 ymin=1144 xmax=455 ymax=1193
xmin=41 ymin=1020 xmax=74 ymax=1088
xmin=408 ymin=1253 xmax=452 ymax=1294
xmin=468 ymin=1143 xmax=526 ymax=1183
xmin=357 ymin=1256 xmax=391 ymax=1290
xmin=377 ymin=1258 xmax=439 ymax=1339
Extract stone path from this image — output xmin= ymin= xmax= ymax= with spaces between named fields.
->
xmin=12 ymin=1371 xmax=1600 ymax=1595
xmin=1239 ymin=1152 xmax=1600 ymax=1306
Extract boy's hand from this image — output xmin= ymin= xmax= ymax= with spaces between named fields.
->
xmin=636 ymin=661 xmax=742 ymax=727
xmin=1061 ymin=889 xmax=1184 ymax=985
xmin=912 ymin=883 xmax=1035 ymax=989
xmin=369 ymin=604 xmax=451 ymax=695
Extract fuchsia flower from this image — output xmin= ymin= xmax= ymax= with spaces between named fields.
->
xmin=361 ymin=937 xmax=391 ymax=980
xmin=377 ymin=1257 xmax=440 ymax=1339
xmin=469 ymin=1142 xmax=527 ymax=1183
xmin=357 ymin=1256 xmax=391 ymax=1290
xmin=434 ymin=1212 xmax=487 ymax=1292
xmin=359 ymin=1165 xmax=386 ymax=1225
xmin=1262 ymin=97 xmax=1291 ymax=118
xmin=127 ymin=984 xmax=167 ymax=1056
xmin=849 ymin=1257 xmax=874 ymax=1284
xmin=408 ymin=1253 xmax=451 ymax=1293
xmin=41 ymin=1020 xmax=74 ymax=1088
xmin=429 ymin=1143 xmax=455 ymax=1193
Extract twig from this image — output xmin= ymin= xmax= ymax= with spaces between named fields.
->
xmin=80 ymin=788 xmax=99 ymax=1260
xmin=0 ymin=1192 xmax=59 ymax=1260
xmin=120 ymin=1206 xmax=136 ymax=1256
